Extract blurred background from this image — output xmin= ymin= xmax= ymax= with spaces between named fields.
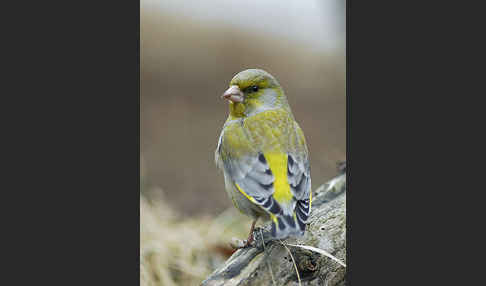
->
xmin=140 ymin=1 xmax=345 ymax=284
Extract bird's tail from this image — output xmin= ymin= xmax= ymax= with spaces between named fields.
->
xmin=270 ymin=199 xmax=311 ymax=239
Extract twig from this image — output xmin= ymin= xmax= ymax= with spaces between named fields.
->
xmin=285 ymin=243 xmax=346 ymax=267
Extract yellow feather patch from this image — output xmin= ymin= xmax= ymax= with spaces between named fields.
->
xmin=309 ymin=190 xmax=312 ymax=211
xmin=235 ymin=183 xmax=256 ymax=203
xmin=265 ymin=153 xmax=293 ymax=203
xmin=270 ymin=213 xmax=278 ymax=225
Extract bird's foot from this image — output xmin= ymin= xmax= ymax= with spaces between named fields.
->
xmin=230 ymin=231 xmax=256 ymax=249
xmin=229 ymin=218 xmax=260 ymax=249
xmin=230 ymin=237 xmax=249 ymax=249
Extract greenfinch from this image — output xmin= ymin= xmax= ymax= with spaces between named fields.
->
xmin=215 ymin=69 xmax=311 ymax=246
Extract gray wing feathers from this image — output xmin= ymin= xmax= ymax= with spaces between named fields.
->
xmin=288 ymin=154 xmax=311 ymax=226
xmin=227 ymin=154 xmax=275 ymax=199
xmin=287 ymin=154 xmax=311 ymax=200
xmin=216 ymin=118 xmax=312 ymax=239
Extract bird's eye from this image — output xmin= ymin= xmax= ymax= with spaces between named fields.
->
xmin=251 ymin=85 xmax=259 ymax=92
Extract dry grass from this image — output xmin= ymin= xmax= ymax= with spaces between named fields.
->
xmin=140 ymin=189 xmax=252 ymax=286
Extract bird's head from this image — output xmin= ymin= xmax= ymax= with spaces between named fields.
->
xmin=222 ymin=69 xmax=289 ymax=119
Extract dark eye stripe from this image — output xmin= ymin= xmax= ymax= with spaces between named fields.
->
xmin=245 ymin=85 xmax=259 ymax=93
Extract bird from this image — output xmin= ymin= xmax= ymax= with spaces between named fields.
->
xmin=215 ymin=69 xmax=312 ymax=247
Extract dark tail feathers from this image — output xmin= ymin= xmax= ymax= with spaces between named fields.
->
xmin=270 ymin=199 xmax=311 ymax=239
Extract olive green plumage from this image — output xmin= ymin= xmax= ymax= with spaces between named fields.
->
xmin=215 ymin=69 xmax=311 ymax=240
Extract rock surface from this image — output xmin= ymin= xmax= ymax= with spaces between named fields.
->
xmin=201 ymin=164 xmax=346 ymax=286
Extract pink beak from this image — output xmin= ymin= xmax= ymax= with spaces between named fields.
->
xmin=221 ymin=85 xmax=244 ymax=103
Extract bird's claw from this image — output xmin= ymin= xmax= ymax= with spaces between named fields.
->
xmin=230 ymin=237 xmax=255 ymax=249
xmin=230 ymin=237 xmax=246 ymax=249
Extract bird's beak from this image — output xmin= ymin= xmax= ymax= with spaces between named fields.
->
xmin=221 ymin=85 xmax=244 ymax=103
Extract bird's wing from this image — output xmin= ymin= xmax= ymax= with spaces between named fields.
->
xmin=287 ymin=122 xmax=312 ymax=230
xmin=218 ymin=120 xmax=280 ymax=213
xmin=218 ymin=110 xmax=312 ymax=238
